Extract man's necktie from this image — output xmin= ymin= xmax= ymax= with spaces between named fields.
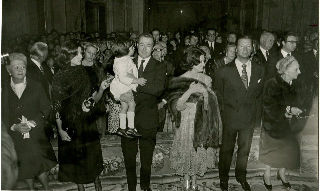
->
xmin=241 ymin=63 xmax=248 ymax=89
xmin=266 ymin=50 xmax=269 ymax=60
xmin=138 ymin=59 xmax=145 ymax=77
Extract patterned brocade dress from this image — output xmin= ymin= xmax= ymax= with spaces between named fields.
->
xmin=170 ymin=102 xmax=217 ymax=176
xmin=168 ymin=73 xmax=222 ymax=176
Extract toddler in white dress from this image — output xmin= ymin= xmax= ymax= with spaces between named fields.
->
xmin=110 ymin=39 xmax=146 ymax=137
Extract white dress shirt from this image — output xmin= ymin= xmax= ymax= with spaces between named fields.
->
xmin=207 ymin=41 xmax=215 ymax=49
xmin=281 ymin=49 xmax=291 ymax=58
xmin=235 ymin=58 xmax=252 ymax=86
xmin=31 ymin=58 xmax=42 ymax=71
xmin=259 ymin=46 xmax=268 ymax=61
xmin=137 ymin=56 xmax=151 ymax=71
xmin=10 ymin=77 xmax=27 ymax=99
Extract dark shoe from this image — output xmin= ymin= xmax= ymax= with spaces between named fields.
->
xmin=126 ymin=128 xmax=142 ymax=137
xmin=237 ymin=180 xmax=251 ymax=191
xmin=277 ymin=171 xmax=291 ymax=189
xmin=220 ymin=180 xmax=228 ymax=191
xmin=263 ymin=176 xmax=272 ymax=190
xmin=116 ymin=128 xmax=133 ymax=138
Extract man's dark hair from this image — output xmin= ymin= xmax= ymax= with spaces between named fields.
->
xmin=138 ymin=33 xmax=154 ymax=45
xmin=236 ymin=35 xmax=253 ymax=45
xmin=282 ymin=31 xmax=298 ymax=42
xmin=207 ymin=28 xmax=216 ymax=33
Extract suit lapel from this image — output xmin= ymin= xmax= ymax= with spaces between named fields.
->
xmin=257 ymin=49 xmax=267 ymax=62
xmin=142 ymin=57 xmax=154 ymax=75
xmin=248 ymin=62 xmax=258 ymax=91
xmin=133 ymin=56 xmax=138 ymax=68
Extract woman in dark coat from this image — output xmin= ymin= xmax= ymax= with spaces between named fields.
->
xmin=52 ymin=42 xmax=111 ymax=191
xmin=259 ymin=56 xmax=303 ymax=190
xmin=2 ymin=53 xmax=56 ymax=190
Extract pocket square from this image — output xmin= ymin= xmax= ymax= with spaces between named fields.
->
xmin=258 ymin=79 xmax=261 ymax=83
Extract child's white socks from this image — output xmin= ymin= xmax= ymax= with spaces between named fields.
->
xmin=127 ymin=112 xmax=135 ymax=129
xmin=119 ymin=113 xmax=127 ymax=130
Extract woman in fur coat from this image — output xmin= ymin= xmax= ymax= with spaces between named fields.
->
xmin=166 ymin=47 xmax=222 ymax=190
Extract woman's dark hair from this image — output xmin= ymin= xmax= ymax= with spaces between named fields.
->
xmin=180 ymin=46 xmax=205 ymax=71
xmin=56 ymin=40 xmax=79 ymax=69
xmin=111 ymin=38 xmax=133 ymax=58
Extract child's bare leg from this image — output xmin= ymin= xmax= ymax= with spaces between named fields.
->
xmin=126 ymin=99 xmax=141 ymax=136
xmin=119 ymin=102 xmax=128 ymax=130
xmin=127 ymin=100 xmax=136 ymax=129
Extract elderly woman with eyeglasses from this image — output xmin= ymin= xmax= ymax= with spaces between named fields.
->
xmin=259 ymin=56 xmax=304 ymax=190
xmin=2 ymin=53 xmax=56 ymax=190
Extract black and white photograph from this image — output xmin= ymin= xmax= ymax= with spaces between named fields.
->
xmin=1 ymin=0 xmax=319 ymax=190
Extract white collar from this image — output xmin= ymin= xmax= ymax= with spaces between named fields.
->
xmin=11 ymin=77 xmax=26 ymax=86
xmin=313 ymin=49 xmax=317 ymax=56
xmin=138 ymin=56 xmax=151 ymax=69
xmin=259 ymin=46 xmax=268 ymax=59
xmin=10 ymin=77 xmax=27 ymax=99
xmin=260 ymin=46 xmax=267 ymax=54
xmin=235 ymin=58 xmax=251 ymax=66
xmin=281 ymin=49 xmax=291 ymax=58
xmin=31 ymin=58 xmax=42 ymax=69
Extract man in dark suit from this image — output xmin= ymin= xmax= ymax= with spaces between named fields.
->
xmin=121 ymin=33 xmax=167 ymax=191
xmin=254 ymin=31 xmax=275 ymax=68
xmin=266 ymin=32 xmax=298 ymax=80
xmin=251 ymin=31 xmax=275 ymax=128
xmin=203 ymin=43 xmax=236 ymax=88
xmin=27 ymin=42 xmax=51 ymax=99
xmin=201 ymin=28 xmax=224 ymax=59
xmin=26 ymin=42 xmax=54 ymax=138
xmin=215 ymin=36 xmax=265 ymax=191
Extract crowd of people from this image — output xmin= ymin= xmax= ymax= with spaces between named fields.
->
xmin=1 ymin=27 xmax=318 ymax=191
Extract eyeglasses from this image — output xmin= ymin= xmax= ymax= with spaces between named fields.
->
xmin=286 ymin=41 xmax=298 ymax=43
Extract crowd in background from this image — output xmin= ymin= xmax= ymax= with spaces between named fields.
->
xmin=1 ymin=27 xmax=319 ymax=191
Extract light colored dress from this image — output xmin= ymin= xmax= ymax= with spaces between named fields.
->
xmin=169 ymin=72 xmax=219 ymax=176
xmin=110 ymin=56 xmax=138 ymax=100
xmin=170 ymin=102 xmax=217 ymax=176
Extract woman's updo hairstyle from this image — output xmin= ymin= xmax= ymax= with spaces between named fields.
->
xmin=56 ymin=40 xmax=79 ymax=69
xmin=276 ymin=55 xmax=297 ymax=75
xmin=180 ymin=46 xmax=205 ymax=71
